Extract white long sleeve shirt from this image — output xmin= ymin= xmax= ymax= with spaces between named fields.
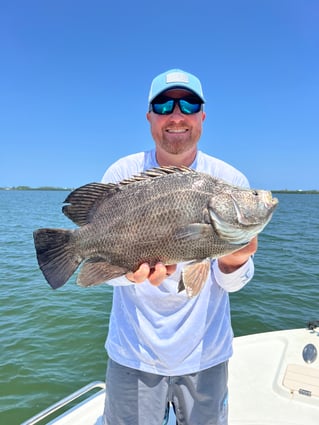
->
xmin=101 ymin=149 xmax=254 ymax=375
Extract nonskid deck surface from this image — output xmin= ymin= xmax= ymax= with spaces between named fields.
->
xmin=228 ymin=327 xmax=319 ymax=424
xmin=22 ymin=328 xmax=319 ymax=425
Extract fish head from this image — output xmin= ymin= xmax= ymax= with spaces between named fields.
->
xmin=207 ymin=188 xmax=278 ymax=244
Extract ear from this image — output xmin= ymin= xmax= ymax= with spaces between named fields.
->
xmin=201 ymin=111 xmax=206 ymax=122
xmin=146 ymin=112 xmax=151 ymax=122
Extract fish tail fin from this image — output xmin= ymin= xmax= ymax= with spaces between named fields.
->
xmin=33 ymin=228 xmax=81 ymax=289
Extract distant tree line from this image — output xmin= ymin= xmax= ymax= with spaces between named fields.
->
xmin=272 ymin=190 xmax=319 ymax=194
xmin=0 ymin=186 xmax=72 ymax=191
xmin=1 ymin=187 xmax=318 ymax=194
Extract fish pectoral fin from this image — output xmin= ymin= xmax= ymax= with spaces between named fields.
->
xmin=209 ymin=209 xmax=261 ymax=244
xmin=175 ymin=223 xmax=213 ymax=241
xmin=77 ymin=259 xmax=127 ymax=287
xmin=178 ymin=259 xmax=211 ymax=298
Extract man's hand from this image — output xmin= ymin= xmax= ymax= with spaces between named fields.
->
xmin=218 ymin=236 xmax=258 ymax=274
xmin=126 ymin=263 xmax=177 ymax=286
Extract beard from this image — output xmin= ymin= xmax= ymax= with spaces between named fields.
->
xmin=159 ymin=137 xmax=195 ymax=155
xmin=149 ymin=114 xmax=204 ymax=157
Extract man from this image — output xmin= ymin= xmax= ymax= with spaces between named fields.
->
xmin=101 ymin=69 xmax=257 ymax=425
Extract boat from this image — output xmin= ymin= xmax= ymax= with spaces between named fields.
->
xmin=21 ymin=324 xmax=319 ymax=425
xmin=228 ymin=324 xmax=319 ymax=425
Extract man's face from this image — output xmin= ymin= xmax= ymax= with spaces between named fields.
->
xmin=146 ymin=89 xmax=206 ymax=157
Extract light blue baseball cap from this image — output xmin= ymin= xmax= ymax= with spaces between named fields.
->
xmin=148 ymin=69 xmax=205 ymax=104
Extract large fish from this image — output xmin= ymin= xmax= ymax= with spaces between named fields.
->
xmin=33 ymin=167 xmax=278 ymax=297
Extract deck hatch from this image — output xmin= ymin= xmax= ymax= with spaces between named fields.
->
xmin=283 ymin=364 xmax=319 ymax=398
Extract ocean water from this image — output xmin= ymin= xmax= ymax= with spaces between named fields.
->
xmin=1 ymin=190 xmax=318 ymax=424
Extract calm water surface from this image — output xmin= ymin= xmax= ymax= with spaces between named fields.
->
xmin=1 ymin=191 xmax=318 ymax=424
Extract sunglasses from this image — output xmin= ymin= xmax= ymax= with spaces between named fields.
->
xmin=149 ymin=96 xmax=203 ymax=115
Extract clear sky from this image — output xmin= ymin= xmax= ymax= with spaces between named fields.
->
xmin=1 ymin=0 xmax=318 ymax=190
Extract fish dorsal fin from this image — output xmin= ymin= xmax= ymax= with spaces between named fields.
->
xmin=63 ymin=182 xmax=118 ymax=226
xmin=62 ymin=167 xmax=195 ymax=226
xmin=62 ymin=166 xmax=195 ymax=226
xmin=118 ymin=166 xmax=195 ymax=186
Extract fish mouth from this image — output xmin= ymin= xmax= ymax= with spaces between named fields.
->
xmin=230 ymin=193 xmax=278 ymax=226
xmin=262 ymin=192 xmax=279 ymax=210
xmin=262 ymin=196 xmax=279 ymax=215
xmin=208 ymin=192 xmax=278 ymax=245
xmin=270 ymin=197 xmax=279 ymax=208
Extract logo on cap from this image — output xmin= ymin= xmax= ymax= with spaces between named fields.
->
xmin=166 ymin=72 xmax=189 ymax=84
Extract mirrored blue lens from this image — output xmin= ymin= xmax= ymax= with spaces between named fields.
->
xmin=179 ymin=100 xmax=202 ymax=114
xmin=152 ymin=100 xmax=175 ymax=115
xmin=151 ymin=99 xmax=202 ymax=115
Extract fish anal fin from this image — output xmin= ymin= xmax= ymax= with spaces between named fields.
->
xmin=178 ymin=259 xmax=211 ymax=298
xmin=77 ymin=259 xmax=127 ymax=287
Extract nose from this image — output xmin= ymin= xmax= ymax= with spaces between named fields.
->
xmin=170 ymin=102 xmax=184 ymax=118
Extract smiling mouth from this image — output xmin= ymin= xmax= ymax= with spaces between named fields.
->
xmin=166 ymin=128 xmax=188 ymax=133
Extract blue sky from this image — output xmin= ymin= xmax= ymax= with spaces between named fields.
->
xmin=1 ymin=0 xmax=318 ymax=190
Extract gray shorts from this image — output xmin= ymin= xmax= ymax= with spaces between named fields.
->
xmin=103 ymin=358 xmax=228 ymax=425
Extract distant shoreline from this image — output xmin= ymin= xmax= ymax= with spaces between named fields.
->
xmin=271 ymin=189 xmax=319 ymax=195
xmin=1 ymin=187 xmax=318 ymax=194
xmin=272 ymin=190 xmax=319 ymax=194
xmin=0 ymin=186 xmax=73 ymax=191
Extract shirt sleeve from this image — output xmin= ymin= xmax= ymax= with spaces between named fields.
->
xmin=212 ymin=257 xmax=254 ymax=293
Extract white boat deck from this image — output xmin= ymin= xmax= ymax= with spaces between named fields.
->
xmin=228 ymin=327 xmax=319 ymax=424
xmin=22 ymin=327 xmax=319 ymax=425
